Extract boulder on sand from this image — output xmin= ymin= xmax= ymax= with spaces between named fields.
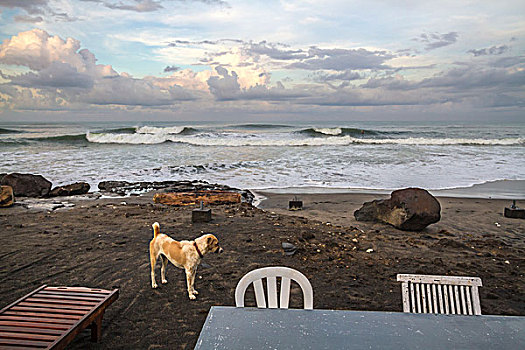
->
xmin=0 ymin=185 xmax=14 ymax=207
xmin=49 ymin=182 xmax=90 ymax=197
xmin=354 ymin=188 xmax=441 ymax=231
xmin=0 ymin=173 xmax=52 ymax=197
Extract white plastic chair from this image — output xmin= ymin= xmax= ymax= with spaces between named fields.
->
xmin=235 ymin=267 xmax=313 ymax=309
xmin=397 ymin=274 xmax=482 ymax=315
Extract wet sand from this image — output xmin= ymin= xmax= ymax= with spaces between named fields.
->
xmin=1 ymin=192 xmax=524 ymax=349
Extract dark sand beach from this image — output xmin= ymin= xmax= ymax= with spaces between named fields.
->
xmin=1 ymin=192 xmax=524 ymax=349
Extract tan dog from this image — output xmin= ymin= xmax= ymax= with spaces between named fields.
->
xmin=149 ymin=222 xmax=223 ymax=300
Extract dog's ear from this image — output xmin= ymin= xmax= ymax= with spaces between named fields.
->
xmin=207 ymin=236 xmax=214 ymax=245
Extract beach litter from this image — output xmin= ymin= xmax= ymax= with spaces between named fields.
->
xmin=282 ymin=242 xmax=297 ymax=256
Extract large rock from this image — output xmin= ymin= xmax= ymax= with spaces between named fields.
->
xmin=0 ymin=173 xmax=52 ymax=197
xmin=49 ymin=182 xmax=90 ymax=197
xmin=0 ymin=185 xmax=14 ymax=207
xmin=354 ymin=188 xmax=441 ymax=231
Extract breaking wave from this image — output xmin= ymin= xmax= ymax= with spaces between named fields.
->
xmin=34 ymin=134 xmax=88 ymax=143
xmin=135 ymin=126 xmax=196 ymax=135
xmin=0 ymin=127 xmax=22 ymax=134
xmin=299 ymin=127 xmax=378 ymax=137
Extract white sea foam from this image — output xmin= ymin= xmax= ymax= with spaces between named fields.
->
xmin=164 ymin=136 xmax=524 ymax=147
xmin=313 ymin=127 xmax=342 ymax=135
xmin=86 ymin=132 xmax=168 ymax=144
xmin=135 ymin=126 xmax=186 ymax=134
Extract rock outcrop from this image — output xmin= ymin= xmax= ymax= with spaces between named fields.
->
xmin=0 ymin=173 xmax=52 ymax=197
xmin=354 ymin=188 xmax=441 ymax=231
xmin=49 ymin=182 xmax=90 ymax=197
xmin=0 ymin=185 xmax=14 ymax=207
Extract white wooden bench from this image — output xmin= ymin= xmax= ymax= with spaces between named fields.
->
xmin=397 ymin=274 xmax=482 ymax=315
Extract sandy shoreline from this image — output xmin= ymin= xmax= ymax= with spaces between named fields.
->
xmin=1 ymin=190 xmax=524 ymax=349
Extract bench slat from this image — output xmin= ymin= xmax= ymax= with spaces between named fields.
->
xmin=0 ymin=337 xmax=53 ymax=347
xmin=3 ymin=311 xmax=81 ymax=320
xmin=0 ymin=331 xmax=58 ymax=341
xmin=10 ymin=306 xmax=87 ymax=316
xmin=0 ymin=316 xmax=76 ymax=325
xmin=26 ymin=298 xmax=98 ymax=307
xmin=0 ymin=326 xmax=63 ymax=336
xmin=0 ymin=321 xmax=70 ymax=330
xmin=43 ymin=287 xmax=110 ymax=294
xmin=34 ymin=293 xmax=105 ymax=301
xmin=17 ymin=303 xmax=92 ymax=311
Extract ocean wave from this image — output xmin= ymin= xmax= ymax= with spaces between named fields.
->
xmin=97 ymin=127 xmax=136 ymax=134
xmin=34 ymin=134 xmax=88 ymax=143
xmin=0 ymin=127 xmax=23 ymax=134
xmin=233 ymin=124 xmax=293 ymax=129
xmin=135 ymin=126 xmax=195 ymax=135
xmin=299 ymin=127 xmax=377 ymax=137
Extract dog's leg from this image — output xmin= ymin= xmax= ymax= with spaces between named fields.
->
xmin=150 ymin=246 xmax=158 ymax=289
xmin=160 ymin=255 xmax=168 ymax=284
xmin=185 ymin=267 xmax=197 ymax=300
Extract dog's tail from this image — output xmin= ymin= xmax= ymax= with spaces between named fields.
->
xmin=152 ymin=222 xmax=160 ymax=238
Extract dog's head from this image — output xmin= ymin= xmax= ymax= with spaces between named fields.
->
xmin=204 ymin=234 xmax=223 ymax=254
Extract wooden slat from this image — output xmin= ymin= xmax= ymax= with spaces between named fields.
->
xmin=0 ymin=331 xmax=57 ymax=342
xmin=460 ymin=286 xmax=467 ymax=315
xmin=280 ymin=277 xmax=291 ymax=309
xmin=0 ymin=321 xmax=69 ymax=330
xmin=443 ymin=285 xmax=450 ymax=314
xmin=3 ymin=311 xmax=81 ymax=320
xmin=10 ymin=306 xmax=87 ymax=316
xmin=420 ymin=284 xmax=427 ymax=313
xmin=397 ymin=274 xmax=482 ymax=286
xmin=0 ymin=286 xmax=48 ymax=315
xmin=33 ymin=293 xmax=104 ymax=302
xmin=449 ymin=285 xmax=456 ymax=314
xmin=266 ymin=277 xmax=278 ymax=308
xmin=43 ymin=287 xmax=110 ymax=295
xmin=0 ymin=316 xmax=76 ymax=325
xmin=409 ymin=283 xmax=416 ymax=313
xmin=401 ymin=282 xmax=410 ymax=312
xmin=471 ymin=286 xmax=482 ymax=315
xmin=454 ymin=285 xmax=461 ymax=314
xmin=17 ymin=303 xmax=92 ymax=311
xmin=0 ymin=337 xmax=52 ymax=348
xmin=432 ymin=284 xmax=438 ymax=314
xmin=37 ymin=291 xmax=106 ymax=299
xmin=437 ymin=285 xmax=445 ymax=314
xmin=426 ymin=284 xmax=433 ymax=313
xmin=26 ymin=298 xmax=97 ymax=307
xmin=253 ymin=279 xmax=266 ymax=308
xmin=0 ymin=345 xmax=47 ymax=350
xmin=465 ymin=287 xmax=473 ymax=315
xmin=0 ymin=326 xmax=63 ymax=336
xmin=415 ymin=284 xmax=421 ymax=313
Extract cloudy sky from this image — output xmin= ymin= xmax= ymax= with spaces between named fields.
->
xmin=0 ymin=0 xmax=524 ymax=121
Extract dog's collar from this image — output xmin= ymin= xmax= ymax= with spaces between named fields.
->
xmin=193 ymin=241 xmax=204 ymax=259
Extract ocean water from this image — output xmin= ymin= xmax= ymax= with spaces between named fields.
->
xmin=1 ymin=121 xmax=524 ymax=197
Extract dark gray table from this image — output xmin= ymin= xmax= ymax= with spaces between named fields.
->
xmin=194 ymin=306 xmax=524 ymax=349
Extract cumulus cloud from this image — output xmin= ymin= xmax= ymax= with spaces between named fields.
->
xmin=0 ymin=29 xmax=196 ymax=108
xmin=468 ymin=45 xmax=510 ymax=56
xmin=414 ymin=32 xmax=459 ymax=51
xmin=206 ymin=66 xmax=308 ymax=101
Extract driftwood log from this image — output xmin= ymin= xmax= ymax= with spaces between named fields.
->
xmin=153 ymin=191 xmax=241 ymax=206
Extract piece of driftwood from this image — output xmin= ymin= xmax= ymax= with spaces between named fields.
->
xmin=0 ymin=285 xmax=119 ymax=349
xmin=397 ymin=274 xmax=482 ymax=315
xmin=153 ymin=191 xmax=241 ymax=206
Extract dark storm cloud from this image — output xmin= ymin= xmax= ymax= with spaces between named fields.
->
xmin=164 ymin=65 xmax=180 ymax=72
xmin=468 ymin=45 xmax=510 ymax=56
xmin=0 ymin=0 xmax=49 ymax=14
xmin=414 ymin=32 xmax=459 ymax=50
xmin=14 ymin=15 xmax=44 ymax=23
xmin=7 ymin=62 xmax=94 ymax=89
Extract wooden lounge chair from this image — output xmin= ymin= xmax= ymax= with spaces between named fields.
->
xmin=397 ymin=274 xmax=482 ymax=315
xmin=0 ymin=285 xmax=119 ymax=349
xmin=235 ymin=267 xmax=313 ymax=309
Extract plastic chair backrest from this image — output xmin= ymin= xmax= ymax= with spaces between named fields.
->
xmin=235 ymin=267 xmax=313 ymax=309
xmin=397 ymin=274 xmax=482 ymax=315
